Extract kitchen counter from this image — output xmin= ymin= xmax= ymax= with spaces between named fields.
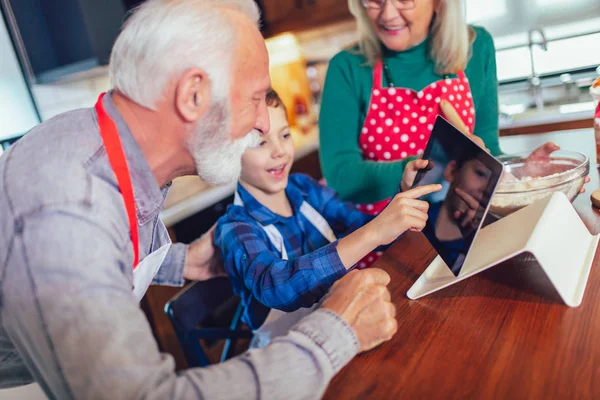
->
xmin=500 ymin=127 xmax=596 ymax=161
xmin=323 ymin=127 xmax=600 ymax=400
xmin=499 ymin=108 xmax=593 ymax=130
xmin=160 ymin=127 xmax=319 ymax=227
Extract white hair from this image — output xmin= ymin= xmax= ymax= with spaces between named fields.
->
xmin=109 ymin=0 xmax=260 ymax=109
xmin=189 ymin=98 xmax=261 ymax=185
xmin=348 ymin=0 xmax=474 ymax=74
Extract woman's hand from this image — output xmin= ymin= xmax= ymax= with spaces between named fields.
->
xmin=527 ymin=141 xmax=560 ymax=161
xmin=469 ymin=134 xmax=488 ymax=152
xmin=439 ymin=99 xmax=488 ymax=151
xmin=401 ymin=159 xmax=433 ymax=192
xmin=522 ymin=142 xmax=561 ymax=178
xmin=524 ymin=142 xmax=590 ymax=193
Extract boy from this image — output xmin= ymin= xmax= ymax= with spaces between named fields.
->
xmin=421 ymin=151 xmax=495 ymax=274
xmin=215 ymin=89 xmax=439 ymax=346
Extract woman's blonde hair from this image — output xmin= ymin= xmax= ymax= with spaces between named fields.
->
xmin=348 ymin=0 xmax=475 ymax=74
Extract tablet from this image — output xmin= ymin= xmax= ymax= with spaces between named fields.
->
xmin=412 ymin=116 xmax=504 ymax=276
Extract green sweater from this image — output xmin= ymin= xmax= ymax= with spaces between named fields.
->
xmin=319 ymin=26 xmax=501 ymax=204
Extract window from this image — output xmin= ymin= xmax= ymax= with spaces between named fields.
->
xmin=533 ymin=32 xmax=600 ymax=75
xmin=465 ymin=0 xmax=507 ymax=23
xmin=495 ymin=48 xmax=533 ymax=82
xmin=465 ymin=0 xmax=600 ymax=82
xmin=0 ymin=13 xmax=39 ymax=140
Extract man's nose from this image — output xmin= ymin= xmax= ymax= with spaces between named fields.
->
xmin=255 ymin=100 xmax=270 ymax=135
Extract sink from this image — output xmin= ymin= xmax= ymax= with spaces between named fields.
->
xmin=498 ymin=72 xmax=597 ymax=129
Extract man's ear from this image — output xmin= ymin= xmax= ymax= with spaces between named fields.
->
xmin=444 ymin=160 xmax=458 ymax=183
xmin=175 ymin=68 xmax=212 ymax=123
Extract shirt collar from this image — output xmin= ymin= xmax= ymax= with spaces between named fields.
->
xmin=236 ymin=179 xmax=307 ymax=226
xmin=101 ymin=92 xmax=166 ymax=224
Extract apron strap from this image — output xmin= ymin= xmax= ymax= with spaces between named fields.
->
xmin=233 ymin=191 xmax=288 ymax=260
xmin=233 ymin=191 xmax=243 ymax=206
xmin=299 ymin=202 xmax=337 ymax=243
xmin=233 ymin=191 xmax=337 ymax=261
xmin=456 ymin=71 xmax=466 ymax=80
xmin=373 ymin=61 xmax=383 ymax=90
xmin=262 ymin=225 xmax=288 ymax=260
xmin=95 ymin=93 xmax=139 ymax=269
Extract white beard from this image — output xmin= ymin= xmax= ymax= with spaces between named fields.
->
xmin=188 ymin=100 xmax=260 ymax=186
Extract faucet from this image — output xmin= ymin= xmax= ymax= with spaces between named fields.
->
xmin=528 ymin=27 xmax=548 ymax=51
xmin=527 ymin=27 xmax=548 ymax=111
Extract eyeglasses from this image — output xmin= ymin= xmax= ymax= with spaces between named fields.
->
xmin=361 ymin=0 xmax=416 ymax=11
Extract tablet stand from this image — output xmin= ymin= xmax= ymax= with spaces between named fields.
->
xmin=407 ymin=192 xmax=599 ymax=307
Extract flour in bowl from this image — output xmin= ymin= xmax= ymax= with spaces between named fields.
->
xmin=490 ymin=171 xmax=583 ymax=216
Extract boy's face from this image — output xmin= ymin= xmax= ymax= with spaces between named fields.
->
xmin=240 ymin=106 xmax=295 ymax=196
xmin=443 ymin=158 xmax=491 ymax=219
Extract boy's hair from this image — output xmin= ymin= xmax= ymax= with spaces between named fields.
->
xmin=266 ymin=88 xmax=287 ymax=114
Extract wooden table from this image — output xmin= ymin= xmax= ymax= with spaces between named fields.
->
xmin=324 ymin=130 xmax=600 ymax=400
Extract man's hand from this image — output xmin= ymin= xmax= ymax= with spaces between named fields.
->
xmin=321 ymin=268 xmax=397 ymax=352
xmin=183 ymin=224 xmax=226 ymax=281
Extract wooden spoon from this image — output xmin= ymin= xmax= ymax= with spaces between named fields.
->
xmin=440 ymin=99 xmax=470 ymax=135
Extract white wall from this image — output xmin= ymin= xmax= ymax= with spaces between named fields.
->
xmin=466 ymin=0 xmax=600 ymax=40
xmin=0 ymin=15 xmax=39 ymax=140
xmin=31 ymin=73 xmax=111 ymax=121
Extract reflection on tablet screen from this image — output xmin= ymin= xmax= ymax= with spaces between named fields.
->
xmin=413 ymin=117 xmax=503 ymax=276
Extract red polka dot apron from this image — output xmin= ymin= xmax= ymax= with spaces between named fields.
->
xmin=355 ymin=61 xmax=476 ymax=268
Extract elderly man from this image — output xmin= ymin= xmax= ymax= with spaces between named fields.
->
xmin=0 ymin=0 xmax=397 ymax=399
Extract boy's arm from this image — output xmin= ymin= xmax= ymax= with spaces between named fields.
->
xmin=314 ymin=186 xmax=391 ymax=260
xmin=302 ymin=176 xmax=376 ymax=237
xmin=216 ymin=220 xmax=349 ymax=312
xmin=320 ymin=182 xmax=444 ymax=268
xmin=214 ymin=180 xmax=439 ymax=313
xmin=306 ymin=176 xmax=395 ymax=254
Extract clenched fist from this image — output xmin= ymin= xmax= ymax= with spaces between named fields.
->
xmin=321 ymin=268 xmax=397 ymax=352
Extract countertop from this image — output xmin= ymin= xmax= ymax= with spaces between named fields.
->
xmin=323 ymin=127 xmax=600 ymax=400
xmin=498 ymin=107 xmax=593 ymax=130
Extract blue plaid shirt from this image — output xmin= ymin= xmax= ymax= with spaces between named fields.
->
xmin=215 ymin=173 xmax=375 ymax=329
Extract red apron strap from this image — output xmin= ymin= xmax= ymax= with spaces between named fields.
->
xmin=95 ymin=93 xmax=140 ymax=269
xmin=373 ymin=61 xmax=383 ymax=90
xmin=456 ymin=71 xmax=466 ymax=80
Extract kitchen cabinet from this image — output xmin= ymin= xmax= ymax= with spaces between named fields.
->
xmin=0 ymin=0 xmax=134 ymax=83
xmin=260 ymin=0 xmax=352 ymax=37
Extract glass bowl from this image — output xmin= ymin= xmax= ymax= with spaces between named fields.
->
xmin=489 ymin=150 xmax=589 ymax=218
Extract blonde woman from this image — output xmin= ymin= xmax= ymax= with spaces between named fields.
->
xmin=319 ymin=0 xmax=503 ymax=267
xmin=319 ymin=0 xmax=566 ymax=268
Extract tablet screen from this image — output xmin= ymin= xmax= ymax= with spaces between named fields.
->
xmin=412 ymin=116 xmax=504 ymax=276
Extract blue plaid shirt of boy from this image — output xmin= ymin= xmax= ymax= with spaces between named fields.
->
xmin=214 ymin=173 xmax=375 ymax=330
